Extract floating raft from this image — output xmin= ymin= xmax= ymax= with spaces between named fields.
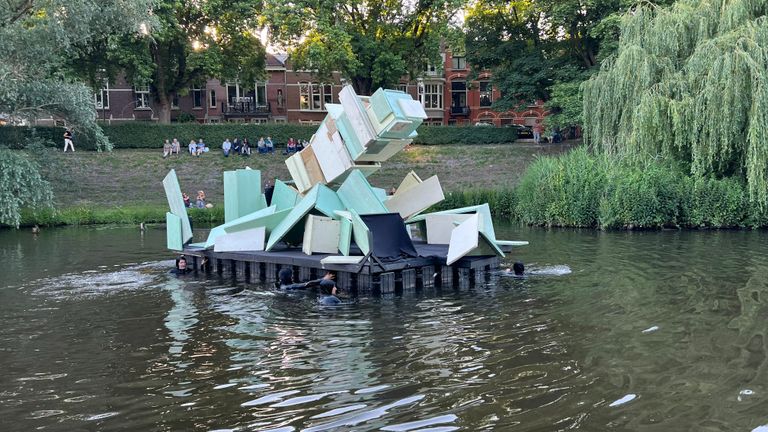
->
xmin=180 ymin=242 xmax=501 ymax=294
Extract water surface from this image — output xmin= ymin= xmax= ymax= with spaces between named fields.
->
xmin=1 ymin=225 xmax=767 ymax=431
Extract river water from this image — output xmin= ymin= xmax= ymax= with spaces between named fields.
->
xmin=1 ymin=225 xmax=768 ymax=431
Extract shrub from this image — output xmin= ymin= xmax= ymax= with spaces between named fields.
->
xmin=0 ymin=123 xmax=518 ymax=150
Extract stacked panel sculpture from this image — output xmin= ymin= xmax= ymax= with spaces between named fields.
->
xmin=165 ymin=85 xmax=527 ymax=266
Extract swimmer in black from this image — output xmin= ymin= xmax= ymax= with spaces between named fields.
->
xmin=171 ymin=256 xmax=192 ymax=275
xmin=504 ymin=261 xmax=525 ymax=278
xmin=277 ymin=267 xmax=315 ymax=290
xmin=318 ymin=272 xmax=341 ymax=305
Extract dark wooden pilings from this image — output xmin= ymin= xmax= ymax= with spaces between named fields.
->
xmin=182 ymin=249 xmax=500 ymax=294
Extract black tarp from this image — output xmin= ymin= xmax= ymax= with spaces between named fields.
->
xmin=360 ymin=213 xmax=418 ymax=260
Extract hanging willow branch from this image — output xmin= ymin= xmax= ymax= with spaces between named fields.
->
xmin=583 ymin=0 xmax=768 ymax=205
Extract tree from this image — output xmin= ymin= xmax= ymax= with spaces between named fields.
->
xmin=263 ymin=0 xmax=464 ymax=95
xmin=583 ymin=0 xmax=768 ymax=205
xmin=0 ymin=0 xmax=153 ymax=226
xmin=99 ymin=0 xmax=266 ymax=124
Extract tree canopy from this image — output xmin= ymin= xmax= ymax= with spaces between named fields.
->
xmin=263 ymin=0 xmax=463 ymax=95
xmin=583 ymin=0 xmax=768 ymax=204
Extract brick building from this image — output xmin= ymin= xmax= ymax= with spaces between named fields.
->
xmin=84 ymin=50 xmax=546 ymax=128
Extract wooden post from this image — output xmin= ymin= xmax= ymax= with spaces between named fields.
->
xmin=243 ymin=262 xmax=251 ymax=283
xmin=265 ymin=262 xmax=278 ymax=283
xmin=420 ymin=265 xmax=435 ymax=289
xmin=440 ymin=265 xmax=453 ymax=289
xmin=379 ymin=272 xmax=395 ymax=294
xmin=401 ymin=269 xmax=416 ymax=292
xmin=298 ymin=266 xmax=313 ymax=282
xmin=337 ymin=272 xmax=352 ymax=291
xmin=457 ymin=268 xmax=471 ymax=290
xmin=357 ymin=273 xmax=372 ymax=293
xmin=472 ymin=268 xmax=485 ymax=286
xmin=216 ymin=259 xmax=223 ymax=275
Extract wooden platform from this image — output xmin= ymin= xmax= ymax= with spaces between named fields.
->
xmin=180 ymin=241 xmax=500 ymax=295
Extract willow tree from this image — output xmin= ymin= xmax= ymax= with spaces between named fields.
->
xmin=583 ymin=0 xmax=768 ymax=205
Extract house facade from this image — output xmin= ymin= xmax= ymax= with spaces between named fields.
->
xmin=85 ymin=51 xmax=547 ymax=127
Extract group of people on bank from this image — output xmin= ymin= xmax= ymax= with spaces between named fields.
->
xmin=161 ymin=136 xmax=311 ymax=158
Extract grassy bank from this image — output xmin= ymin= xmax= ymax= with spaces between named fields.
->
xmin=13 ymin=143 xmax=572 ymax=227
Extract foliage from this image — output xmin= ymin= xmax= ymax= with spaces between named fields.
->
xmin=263 ymin=0 xmax=463 ymax=94
xmin=0 ymin=148 xmax=54 ymax=227
xmin=583 ymin=0 xmax=768 ymax=206
xmin=95 ymin=0 xmax=266 ymax=124
xmin=0 ymin=0 xmax=154 ymax=148
xmin=0 ymin=124 xmax=518 ymax=150
xmin=16 ymin=205 xmax=225 ymax=227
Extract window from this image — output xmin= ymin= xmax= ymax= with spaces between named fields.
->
xmin=209 ymin=89 xmax=217 ymax=108
xmin=300 ymin=82 xmax=333 ymax=111
xmin=451 ymin=81 xmax=467 ymax=108
xmin=135 ymin=86 xmax=150 ymax=109
xmin=397 ymin=84 xmax=408 ymax=93
xmin=424 ymin=62 xmax=439 ymax=76
xmin=94 ymin=80 xmax=109 ymax=109
xmin=451 ymin=56 xmax=466 ymax=70
xmin=171 ymin=94 xmax=180 ymax=109
xmin=479 ymin=81 xmax=493 ymax=107
xmin=255 ymin=82 xmax=267 ymax=106
xmin=424 ymin=84 xmax=443 ymax=109
xmin=192 ymin=88 xmax=203 ymax=109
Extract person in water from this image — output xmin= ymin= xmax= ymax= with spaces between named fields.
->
xmin=505 ymin=261 xmax=525 ymax=277
xmin=318 ymin=272 xmax=341 ymax=305
xmin=171 ymin=256 xmax=192 ymax=275
xmin=278 ymin=267 xmax=311 ymax=290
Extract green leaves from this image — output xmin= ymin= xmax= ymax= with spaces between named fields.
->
xmin=0 ymin=148 xmax=54 ymax=228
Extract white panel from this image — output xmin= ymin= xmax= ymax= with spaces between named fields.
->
xmin=398 ymin=98 xmax=428 ymax=119
xmin=321 ymin=256 xmax=366 ymax=265
xmin=447 ymin=214 xmax=480 ymax=265
xmin=425 ymin=214 xmax=473 ymax=245
xmin=385 ymin=175 xmax=445 ymax=219
xmin=214 ymin=227 xmax=266 ymax=252
xmin=339 ymin=86 xmax=376 ymax=147
xmin=311 ymin=123 xmax=352 ymax=183
xmin=302 ymin=215 xmax=341 ymax=255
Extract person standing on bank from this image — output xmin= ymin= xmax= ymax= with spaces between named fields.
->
xmin=63 ymin=128 xmax=75 ymax=152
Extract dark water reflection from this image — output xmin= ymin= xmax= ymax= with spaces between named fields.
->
xmin=1 ymin=225 xmax=768 ymax=431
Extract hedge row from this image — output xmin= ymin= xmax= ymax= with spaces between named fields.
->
xmin=0 ymin=123 xmax=518 ymax=150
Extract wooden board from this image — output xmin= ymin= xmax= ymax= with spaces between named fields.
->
xmin=349 ymin=209 xmax=371 ymax=256
xmin=286 ymin=152 xmax=312 ymax=193
xmin=339 ymin=85 xmax=376 ymax=149
xmin=302 ymin=215 xmax=341 ymax=255
xmin=396 ymin=171 xmax=422 ymax=195
xmin=447 ymin=214 xmax=480 ymax=265
xmin=166 ymin=212 xmax=183 ymax=251
xmin=338 ymin=217 xmax=352 ymax=256
xmin=266 ymin=184 xmax=344 ymax=251
xmin=272 ymin=179 xmax=300 ymax=211
xmin=214 ymin=227 xmax=266 ymax=252
xmin=336 ymin=169 xmax=388 ymax=215
xmin=311 ymin=122 xmax=352 ymax=183
xmin=300 ymin=145 xmax=327 ymax=187
xmin=385 ymin=175 xmax=445 ymax=219
xmin=424 ymin=213 xmax=473 ymax=245
xmin=162 ymin=169 xmax=193 ymax=244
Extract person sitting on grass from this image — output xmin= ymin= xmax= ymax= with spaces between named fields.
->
xmin=265 ymin=136 xmax=274 ymax=153
xmin=182 ymin=192 xmax=191 ymax=208
xmin=232 ymin=137 xmax=241 ymax=154
xmin=257 ymin=137 xmax=266 ymax=154
xmin=172 ymin=138 xmax=181 ymax=155
xmin=163 ymin=139 xmax=172 ymax=158
xmin=222 ymin=138 xmax=232 ymax=157
xmin=188 ymin=140 xmax=196 ymax=155
xmin=196 ymin=139 xmax=205 ymax=156
xmin=241 ymin=138 xmax=251 ymax=156
xmin=196 ymin=190 xmax=207 ymax=208
xmin=285 ymin=138 xmax=296 ymax=154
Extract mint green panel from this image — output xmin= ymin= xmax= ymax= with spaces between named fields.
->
xmin=338 ymin=218 xmax=352 ymax=256
xmin=372 ymin=187 xmax=388 ymax=201
xmin=266 ymin=184 xmax=343 ymax=250
xmin=258 ymin=193 xmax=268 ymax=211
xmin=204 ymin=205 xmax=277 ymax=249
xmin=336 ymin=113 xmax=366 ymax=160
xmin=406 ymin=203 xmax=497 ymax=242
xmin=162 ymin=170 xmax=192 ymax=244
xmin=364 ymin=138 xmax=392 ymax=155
xmin=368 ymin=89 xmax=393 ymax=123
xmin=237 ymin=169 xmax=263 ymax=219
xmin=272 ymin=179 xmax=300 ymax=211
xmin=166 ymin=212 xmax=183 ymax=251
xmin=223 ymin=170 xmax=238 ymax=223
xmin=350 ymin=209 xmax=370 ymax=256
xmin=336 ymin=170 xmax=388 ymax=215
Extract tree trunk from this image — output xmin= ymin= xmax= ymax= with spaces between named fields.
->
xmin=157 ymin=98 xmax=172 ymax=124
xmin=352 ymin=76 xmax=373 ymax=95
xmin=151 ymin=44 xmax=172 ymax=124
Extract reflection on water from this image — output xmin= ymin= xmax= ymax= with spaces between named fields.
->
xmin=1 ymin=225 xmax=768 ymax=431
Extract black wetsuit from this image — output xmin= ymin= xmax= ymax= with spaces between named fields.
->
xmin=319 ymin=295 xmax=342 ymax=305
xmin=170 ymin=268 xmax=192 ymax=275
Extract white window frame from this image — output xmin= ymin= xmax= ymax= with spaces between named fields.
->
xmin=452 ymin=56 xmax=466 ymax=70
xmin=424 ymin=84 xmax=443 ymax=109
xmin=209 ymin=89 xmax=217 ymax=108
xmin=255 ymin=81 xmax=267 ymax=106
xmin=191 ymin=88 xmax=203 ymax=109
xmin=94 ymin=80 xmax=109 ymax=109
xmin=300 ymin=82 xmax=332 ymax=111
xmin=134 ymin=85 xmax=150 ymax=109
xmin=397 ymin=84 xmax=408 ymax=93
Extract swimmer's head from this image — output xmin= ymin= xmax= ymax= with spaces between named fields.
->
xmin=513 ymin=261 xmax=525 ymax=276
xmin=278 ymin=267 xmax=293 ymax=285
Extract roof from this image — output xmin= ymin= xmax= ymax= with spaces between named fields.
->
xmin=266 ymin=53 xmax=286 ymax=68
